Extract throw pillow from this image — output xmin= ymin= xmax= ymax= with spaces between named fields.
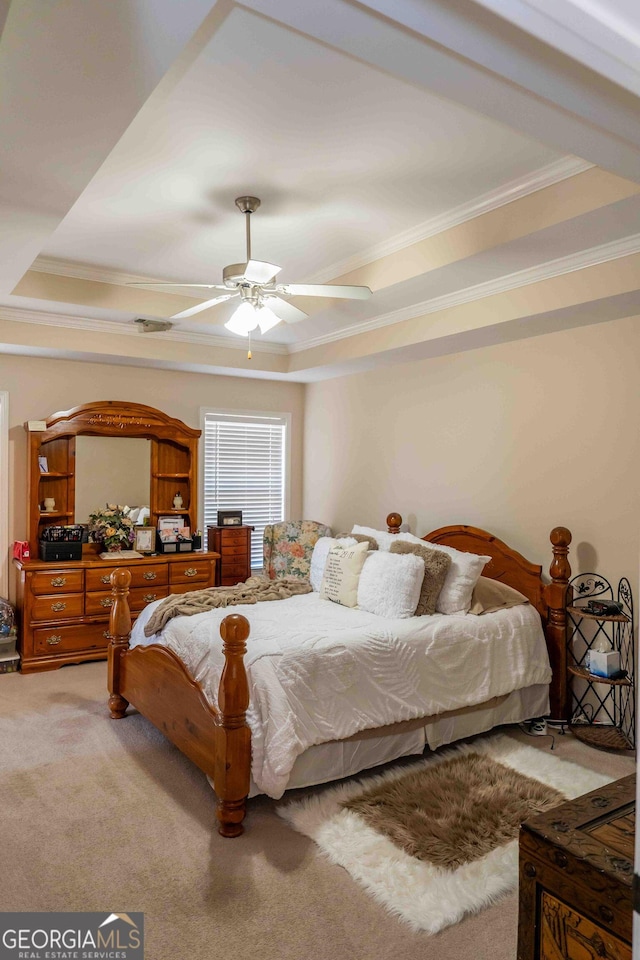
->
xmin=310 ymin=536 xmax=357 ymax=592
xmin=389 ymin=541 xmax=451 ymax=616
xmin=336 ymin=532 xmax=379 ymax=550
xmin=320 ymin=541 xmax=369 ymax=607
xmin=468 ymin=576 xmax=529 ymax=615
xmin=397 ymin=533 xmax=491 ymax=615
xmin=357 ymin=551 xmax=425 ymax=619
xmin=351 ymin=524 xmax=398 ymax=552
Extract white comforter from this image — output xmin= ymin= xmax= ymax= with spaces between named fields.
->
xmin=131 ymin=594 xmax=550 ymax=798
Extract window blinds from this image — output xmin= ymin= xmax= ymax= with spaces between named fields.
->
xmin=202 ymin=412 xmax=287 ymax=568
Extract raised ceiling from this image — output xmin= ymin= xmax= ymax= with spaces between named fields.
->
xmin=0 ymin=0 xmax=639 ymax=381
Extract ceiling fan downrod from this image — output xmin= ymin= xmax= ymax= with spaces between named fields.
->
xmin=235 ymin=196 xmax=261 ymax=262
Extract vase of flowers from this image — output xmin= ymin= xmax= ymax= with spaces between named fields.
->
xmin=88 ymin=504 xmax=135 ymax=552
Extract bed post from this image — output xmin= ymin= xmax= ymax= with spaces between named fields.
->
xmin=108 ymin=568 xmax=132 ymax=719
xmin=387 ymin=512 xmax=402 ymax=534
xmin=214 ymin=613 xmax=251 ymax=838
xmin=545 ymin=527 xmax=572 ymax=723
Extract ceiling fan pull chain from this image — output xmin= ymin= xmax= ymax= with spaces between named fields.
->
xmin=247 ymin=330 xmax=252 ymax=361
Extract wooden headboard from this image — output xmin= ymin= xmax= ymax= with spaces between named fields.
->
xmin=385 ymin=513 xmax=572 ymax=723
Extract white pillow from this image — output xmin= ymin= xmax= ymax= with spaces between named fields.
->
xmin=351 ymin=524 xmax=399 ymax=552
xmin=310 ymin=536 xmax=357 ymax=592
xmin=397 ymin=532 xmax=490 ymax=615
xmin=357 ymin=551 xmax=424 ymax=619
xmin=320 ymin=541 xmax=369 ymax=608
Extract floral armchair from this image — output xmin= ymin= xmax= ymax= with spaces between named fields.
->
xmin=263 ymin=520 xmax=332 ymax=580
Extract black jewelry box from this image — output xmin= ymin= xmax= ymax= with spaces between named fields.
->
xmin=39 ymin=540 xmax=83 ymax=562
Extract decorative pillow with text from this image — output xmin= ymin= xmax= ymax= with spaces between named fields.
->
xmin=320 ymin=541 xmax=369 ymax=608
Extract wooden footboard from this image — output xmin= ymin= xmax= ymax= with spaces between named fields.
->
xmin=107 ymin=569 xmax=251 ymax=837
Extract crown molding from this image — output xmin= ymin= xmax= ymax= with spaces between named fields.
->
xmin=305 ymin=156 xmax=593 ymax=283
xmin=11 ymin=229 xmax=640 ymax=358
xmin=290 ymin=232 xmax=640 ymax=352
xmin=0 ymin=307 xmax=289 ymax=355
xmin=30 ymin=157 xmax=592 ymax=290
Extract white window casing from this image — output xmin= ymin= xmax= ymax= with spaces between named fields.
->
xmin=200 ymin=409 xmax=291 ymax=569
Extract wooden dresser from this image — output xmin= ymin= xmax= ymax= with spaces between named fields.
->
xmin=518 ymin=774 xmax=634 ymax=960
xmin=14 ymin=551 xmax=219 ymax=673
xmin=207 ymin=525 xmax=254 ymax=586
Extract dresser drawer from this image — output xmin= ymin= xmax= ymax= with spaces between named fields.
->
xmin=30 ymin=570 xmax=84 ymax=596
xmin=31 ymin=593 xmax=84 ymax=621
xmin=86 ymin=563 xmax=168 ymax=591
xmin=222 ymin=559 xmax=250 ymax=576
xmin=221 ymin=530 xmax=248 ymax=545
xmin=86 ymin=585 xmax=169 ymax=616
xmin=221 ymin=544 xmax=249 ymax=558
xmin=33 ymin=622 xmax=111 ymax=656
xmin=169 ymin=560 xmax=213 ymax=585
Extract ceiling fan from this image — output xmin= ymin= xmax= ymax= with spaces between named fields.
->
xmin=130 ymin=196 xmax=372 ymax=337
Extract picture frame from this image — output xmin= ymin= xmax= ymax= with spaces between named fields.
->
xmin=134 ymin=526 xmax=155 ymax=554
xmin=38 ymin=456 xmax=49 ymax=474
xmin=217 ymin=509 xmax=243 ymax=527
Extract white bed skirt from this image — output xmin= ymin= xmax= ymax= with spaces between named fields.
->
xmin=248 ymin=682 xmax=549 ymax=797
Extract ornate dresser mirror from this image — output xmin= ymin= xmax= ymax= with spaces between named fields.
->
xmin=25 ymin=400 xmax=200 ymax=554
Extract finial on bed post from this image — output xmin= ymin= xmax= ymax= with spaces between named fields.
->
xmin=387 ymin=512 xmax=402 ymax=534
xmin=215 ymin=613 xmax=251 ymax=838
xmin=108 ymin=568 xmax=132 ymax=719
xmin=545 ymin=527 xmax=572 ymax=723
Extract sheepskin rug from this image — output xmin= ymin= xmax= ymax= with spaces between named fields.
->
xmin=276 ymin=734 xmax=613 ymax=933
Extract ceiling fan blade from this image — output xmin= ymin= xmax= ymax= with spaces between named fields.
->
xmin=275 ymin=283 xmax=372 ymax=300
xmin=171 ymin=293 xmax=237 ymax=320
xmin=265 ymin=296 xmax=308 ymax=324
xmin=128 ymin=281 xmax=230 ymax=290
xmin=243 ymin=260 xmax=282 ymax=284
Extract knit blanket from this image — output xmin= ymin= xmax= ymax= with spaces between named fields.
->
xmin=143 ymin=575 xmax=312 ymax=636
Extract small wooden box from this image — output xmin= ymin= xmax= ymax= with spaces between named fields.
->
xmin=518 ymin=774 xmax=634 ymax=960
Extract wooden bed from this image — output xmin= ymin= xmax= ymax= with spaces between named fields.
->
xmin=107 ymin=514 xmax=572 ymax=837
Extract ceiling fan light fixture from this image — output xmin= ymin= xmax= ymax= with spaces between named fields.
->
xmin=224 ymin=301 xmax=259 ymax=337
xmin=256 ymin=305 xmax=282 ymax=334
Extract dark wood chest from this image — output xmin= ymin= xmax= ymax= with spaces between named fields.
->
xmin=207 ymin=525 xmax=254 ymax=586
xmin=518 ymin=774 xmax=634 ymax=960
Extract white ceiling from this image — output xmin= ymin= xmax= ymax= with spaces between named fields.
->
xmin=0 ymin=0 xmax=639 ymax=378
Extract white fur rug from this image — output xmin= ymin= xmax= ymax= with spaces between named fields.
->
xmin=276 ymin=734 xmax=613 ymax=933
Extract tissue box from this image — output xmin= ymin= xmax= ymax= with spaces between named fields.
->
xmin=589 ymin=649 xmax=620 ymax=678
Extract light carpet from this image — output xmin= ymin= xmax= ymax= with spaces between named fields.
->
xmin=277 ymin=733 xmax=613 ymax=933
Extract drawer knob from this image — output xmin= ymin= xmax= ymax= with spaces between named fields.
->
xmin=143 ymin=593 xmax=157 ymax=603
xmin=184 ymin=568 xmax=198 ymax=577
xmin=101 ymin=575 xmax=111 ymax=584
xmin=46 ymin=634 xmax=63 ymax=645
xmin=100 ymin=598 xmax=114 ymax=608
xmin=103 ymin=630 xmax=112 ymax=640
xmin=143 ymin=571 xmax=157 ymax=581
xmin=50 ymin=576 xmax=66 ymax=587
xmin=523 ymin=862 xmax=536 ymax=878
xmin=598 ymin=906 xmax=614 ymax=924
xmin=553 ymin=851 xmax=568 ymax=868
xmin=51 ymin=601 xmax=66 ymax=612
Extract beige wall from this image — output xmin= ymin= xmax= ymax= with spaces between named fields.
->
xmin=1 ymin=355 xmax=304 ymax=598
xmin=303 ymin=314 xmax=640 ymax=594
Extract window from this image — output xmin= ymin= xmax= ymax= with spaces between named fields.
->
xmin=201 ymin=409 xmax=290 ymax=569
